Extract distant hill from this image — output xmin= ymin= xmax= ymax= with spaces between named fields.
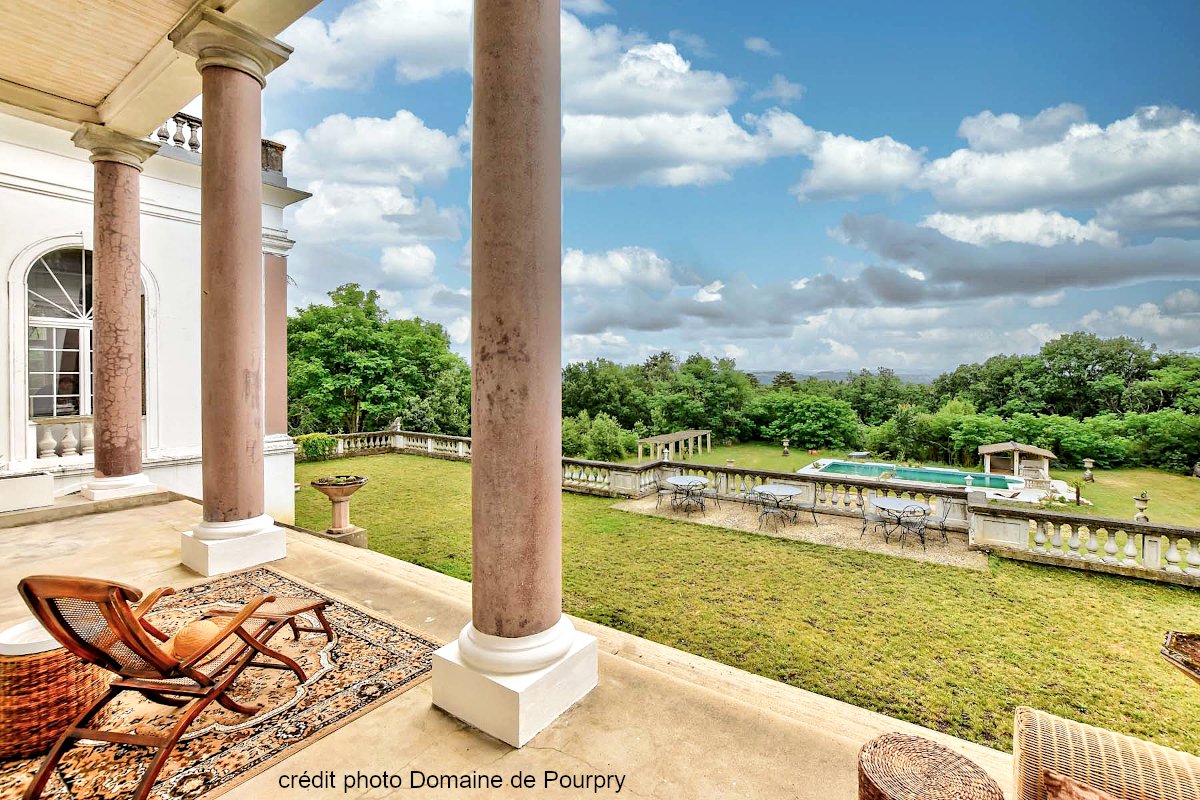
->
xmin=749 ymin=369 xmax=939 ymax=385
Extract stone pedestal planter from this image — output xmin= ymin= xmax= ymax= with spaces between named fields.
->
xmin=311 ymin=476 xmax=368 ymax=548
xmin=1083 ymin=458 xmax=1095 ymax=482
xmin=1133 ymin=493 xmax=1150 ymax=524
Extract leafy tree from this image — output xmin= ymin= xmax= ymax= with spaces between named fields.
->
xmin=562 ymin=359 xmax=651 ymax=429
xmin=653 ymin=355 xmax=756 ymax=441
xmin=288 ymin=283 xmax=471 ymax=435
xmin=771 ymin=371 xmax=797 ymax=389
xmin=751 ymin=392 xmax=860 ymax=449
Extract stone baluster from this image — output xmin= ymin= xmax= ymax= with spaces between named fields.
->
xmin=80 ymin=421 xmax=95 ymax=456
xmin=37 ymin=427 xmax=58 ymax=459
xmin=172 ymin=115 xmax=187 ymax=148
xmin=1066 ymin=525 xmax=1082 ymax=559
xmin=1032 ymin=519 xmax=1047 ymax=552
xmin=188 ymin=119 xmax=201 ymax=151
xmin=155 ymin=121 xmax=170 ymax=143
xmin=1084 ymin=527 xmax=1099 ymax=560
xmin=1165 ymin=537 xmax=1183 ymax=573
xmin=1121 ymin=530 xmax=1139 ymax=566
xmin=1049 ymin=521 xmax=1063 ymax=555
xmin=1185 ymin=539 xmax=1200 ymax=577
xmin=1103 ymin=529 xmax=1119 ymax=563
xmin=60 ymin=425 xmax=78 ymax=456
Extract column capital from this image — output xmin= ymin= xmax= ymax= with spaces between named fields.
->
xmin=71 ymin=124 xmax=160 ymax=170
xmin=169 ymin=8 xmax=292 ymax=88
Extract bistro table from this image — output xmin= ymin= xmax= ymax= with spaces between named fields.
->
xmin=666 ymin=475 xmax=707 ymax=513
xmin=871 ymin=496 xmax=932 ymax=544
xmin=753 ymin=484 xmax=812 ymax=526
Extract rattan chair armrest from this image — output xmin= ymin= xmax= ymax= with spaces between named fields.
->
xmin=178 ymin=594 xmax=275 ymax=670
xmin=133 ymin=587 xmax=176 ymax=618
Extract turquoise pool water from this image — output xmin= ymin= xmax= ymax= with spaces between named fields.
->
xmin=816 ymin=460 xmax=1019 ymax=489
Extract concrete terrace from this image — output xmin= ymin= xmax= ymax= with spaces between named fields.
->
xmin=0 ymin=499 xmax=1013 ymax=799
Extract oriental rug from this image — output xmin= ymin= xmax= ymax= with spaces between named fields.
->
xmin=0 ymin=566 xmax=439 ymax=800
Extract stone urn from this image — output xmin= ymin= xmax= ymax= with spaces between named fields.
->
xmin=1082 ymin=458 xmax=1095 ymax=482
xmin=782 ymin=438 xmax=790 ymax=457
xmin=311 ymin=476 xmax=369 ymax=548
xmin=1133 ymin=492 xmax=1150 ymax=523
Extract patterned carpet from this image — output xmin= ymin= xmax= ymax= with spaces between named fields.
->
xmin=0 ymin=567 xmax=439 ymax=800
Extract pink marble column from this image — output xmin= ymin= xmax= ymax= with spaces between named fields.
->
xmin=198 ymin=63 xmax=267 ymax=526
xmin=71 ymin=125 xmax=158 ymax=500
xmin=470 ymin=0 xmax=563 ymax=641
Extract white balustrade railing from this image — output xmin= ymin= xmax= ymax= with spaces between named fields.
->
xmin=968 ymin=497 xmax=1200 ymax=587
xmin=33 ymin=418 xmax=95 ymax=459
xmin=152 ymin=112 xmax=286 ymax=173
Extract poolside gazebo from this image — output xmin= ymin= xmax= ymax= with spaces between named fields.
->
xmin=978 ymin=441 xmax=1057 ymax=480
xmin=638 ymin=429 xmax=711 ymax=462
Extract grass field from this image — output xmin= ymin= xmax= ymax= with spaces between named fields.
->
xmin=297 ymin=453 xmax=1200 ymax=753
xmin=622 ymin=441 xmax=1200 ymax=527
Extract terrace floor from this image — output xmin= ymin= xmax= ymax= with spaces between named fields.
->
xmin=0 ymin=499 xmax=1013 ymax=799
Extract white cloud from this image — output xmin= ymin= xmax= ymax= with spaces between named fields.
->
xmin=562 ymin=15 xmax=736 ymax=116
xmin=920 ymin=210 xmax=1121 ymax=247
xmin=1080 ymin=302 xmax=1200 ymax=348
xmin=792 ymin=132 xmax=924 ymax=200
xmin=957 ymin=103 xmax=1088 ymax=153
xmin=562 ymin=0 xmax=613 ymax=14
xmin=1028 ymin=291 xmax=1066 ymax=308
xmin=447 ymin=315 xmax=471 ymax=344
xmin=564 ymin=108 xmax=813 ymax=188
xmin=753 ymin=74 xmax=805 ymax=104
xmin=721 ymin=343 xmax=749 ymax=360
xmin=289 ymin=181 xmax=461 ymax=244
xmin=744 ymin=37 xmax=780 ymax=56
xmin=273 ymin=111 xmax=464 ymax=187
xmin=381 ymin=244 xmax=437 ymax=286
xmin=272 ymin=0 xmax=471 ymax=90
xmin=922 ymin=106 xmax=1200 ymax=213
xmin=1165 ymin=288 xmax=1200 ymax=314
xmin=562 ymin=247 xmax=675 ymax=289
xmin=694 ymin=281 xmax=725 ymax=302
xmin=668 ymin=30 xmax=712 ymax=58
xmin=1096 ymin=184 xmax=1200 ymax=232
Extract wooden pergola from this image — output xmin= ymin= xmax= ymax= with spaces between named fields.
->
xmin=637 ymin=429 xmax=711 ymax=462
xmin=978 ymin=441 xmax=1057 ymax=479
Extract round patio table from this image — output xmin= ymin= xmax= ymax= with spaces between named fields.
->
xmin=666 ymin=476 xmax=707 ymax=488
xmin=753 ymin=484 xmax=802 ymax=500
xmin=858 ymin=733 xmax=1004 ymax=800
xmin=870 ymin=496 xmax=931 ymax=515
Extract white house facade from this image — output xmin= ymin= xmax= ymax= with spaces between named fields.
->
xmin=0 ymin=109 xmax=307 ymax=523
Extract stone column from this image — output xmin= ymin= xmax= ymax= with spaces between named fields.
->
xmin=171 ymin=9 xmax=292 ymax=576
xmin=432 ymin=0 xmax=596 ymax=748
xmin=71 ymin=125 xmax=159 ymax=501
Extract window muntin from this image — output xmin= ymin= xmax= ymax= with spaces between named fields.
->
xmin=27 ymin=248 xmax=94 ymax=420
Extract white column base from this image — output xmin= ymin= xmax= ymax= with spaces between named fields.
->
xmin=181 ymin=514 xmax=285 ymax=576
xmin=432 ymin=616 xmax=598 ymax=747
xmin=81 ymin=473 xmax=157 ymax=501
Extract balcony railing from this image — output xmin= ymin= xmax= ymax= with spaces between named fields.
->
xmin=315 ymin=428 xmax=1200 ymax=588
xmin=32 ymin=416 xmax=94 ymax=459
xmin=152 ymin=113 xmax=287 ymax=174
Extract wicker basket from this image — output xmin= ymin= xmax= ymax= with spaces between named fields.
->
xmin=0 ymin=647 xmax=108 ymax=759
xmin=858 ymin=733 xmax=1005 ymax=800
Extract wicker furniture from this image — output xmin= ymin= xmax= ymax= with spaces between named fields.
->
xmin=17 ymin=575 xmax=311 ymax=800
xmin=858 ymin=733 xmax=1005 ymax=800
xmin=1161 ymin=631 xmax=1200 ymax=687
xmin=0 ymin=645 xmax=108 ymax=759
xmin=1013 ymin=706 xmax=1200 ymax=800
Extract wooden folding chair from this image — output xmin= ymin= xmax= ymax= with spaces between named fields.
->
xmin=17 ymin=575 xmax=306 ymax=800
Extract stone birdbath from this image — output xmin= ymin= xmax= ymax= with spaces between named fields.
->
xmin=311 ymin=475 xmax=369 ymax=548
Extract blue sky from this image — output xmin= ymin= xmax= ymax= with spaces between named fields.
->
xmin=259 ymin=0 xmax=1200 ymax=373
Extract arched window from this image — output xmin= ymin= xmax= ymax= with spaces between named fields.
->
xmin=27 ymin=248 xmax=92 ymax=419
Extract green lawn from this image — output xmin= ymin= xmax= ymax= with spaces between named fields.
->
xmin=1049 ymin=468 xmax=1200 ymax=528
xmin=297 ymin=454 xmax=1200 ymax=753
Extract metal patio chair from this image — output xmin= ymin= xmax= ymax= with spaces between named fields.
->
xmin=17 ymin=575 xmax=307 ymax=800
xmin=928 ymin=498 xmax=953 ymax=544
xmin=897 ymin=507 xmax=931 ymax=551
xmin=860 ymin=490 xmax=889 ymax=541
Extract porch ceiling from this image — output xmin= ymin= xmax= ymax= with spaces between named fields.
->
xmin=0 ymin=0 xmax=320 ymax=136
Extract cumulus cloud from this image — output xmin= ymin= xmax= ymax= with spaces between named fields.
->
xmin=744 ymin=37 xmax=780 ymax=56
xmin=272 ymin=0 xmax=471 ymax=90
xmin=289 ymin=181 xmax=461 ymax=244
xmin=694 ymin=281 xmax=725 ymax=302
xmin=791 ymin=133 xmax=924 ymax=200
xmin=668 ymin=30 xmax=713 ymax=58
xmin=1165 ymin=288 xmax=1200 ymax=314
xmin=753 ymin=74 xmax=805 ymax=104
xmin=920 ymin=210 xmax=1120 ymax=247
xmin=922 ymin=106 xmax=1200 ymax=213
xmin=1096 ymin=184 xmax=1200 ymax=232
xmin=381 ymin=244 xmax=437 ymax=286
xmin=1028 ymin=291 xmax=1066 ymax=308
xmin=1080 ymin=302 xmax=1200 ymax=349
xmin=273 ymin=111 xmax=464 ymax=187
xmin=957 ymin=103 xmax=1088 ymax=153
xmin=562 ymin=247 xmax=675 ymax=289
xmin=562 ymin=0 xmax=613 ymax=14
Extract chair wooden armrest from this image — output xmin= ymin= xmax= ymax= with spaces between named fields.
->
xmin=1013 ymin=706 xmax=1200 ymax=800
xmin=133 ymin=587 xmax=176 ymax=641
xmin=178 ymin=594 xmax=275 ymax=670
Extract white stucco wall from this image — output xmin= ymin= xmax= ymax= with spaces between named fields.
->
xmin=0 ymin=111 xmax=300 ymax=523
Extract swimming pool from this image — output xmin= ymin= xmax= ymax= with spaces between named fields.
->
xmin=807 ymin=460 xmax=1022 ymax=490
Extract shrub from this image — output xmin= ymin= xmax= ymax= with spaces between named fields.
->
xmin=295 ymin=432 xmax=337 ymax=461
